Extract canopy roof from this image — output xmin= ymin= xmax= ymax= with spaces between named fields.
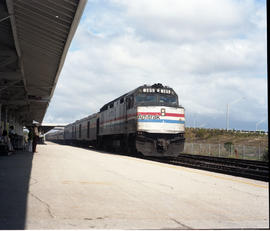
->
xmin=0 ymin=0 xmax=86 ymax=125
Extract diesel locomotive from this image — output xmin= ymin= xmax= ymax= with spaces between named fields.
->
xmin=46 ymin=83 xmax=185 ymax=157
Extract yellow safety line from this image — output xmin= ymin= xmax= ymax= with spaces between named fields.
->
xmin=121 ymin=156 xmax=268 ymax=189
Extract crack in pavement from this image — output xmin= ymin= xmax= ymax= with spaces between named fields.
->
xmin=29 ymin=177 xmax=38 ymax=186
xmin=171 ymin=218 xmax=192 ymax=229
xmin=29 ymin=192 xmax=55 ymax=218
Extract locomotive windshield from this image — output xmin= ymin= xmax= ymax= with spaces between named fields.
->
xmin=159 ymin=95 xmax=178 ymax=106
xmin=136 ymin=94 xmax=156 ymax=104
xmin=135 ymin=93 xmax=178 ymax=107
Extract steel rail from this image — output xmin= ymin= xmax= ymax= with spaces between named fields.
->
xmin=146 ymin=154 xmax=269 ymax=182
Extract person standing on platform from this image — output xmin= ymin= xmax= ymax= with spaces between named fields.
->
xmin=28 ymin=129 xmax=33 ymax=152
xmin=32 ymin=125 xmax=39 ymax=153
xmin=1 ymin=130 xmax=13 ymax=153
xmin=9 ymin=125 xmax=16 ymax=150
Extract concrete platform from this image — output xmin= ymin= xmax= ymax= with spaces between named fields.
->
xmin=0 ymin=142 xmax=268 ymax=229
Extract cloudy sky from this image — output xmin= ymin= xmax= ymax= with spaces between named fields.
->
xmin=44 ymin=0 xmax=267 ymax=131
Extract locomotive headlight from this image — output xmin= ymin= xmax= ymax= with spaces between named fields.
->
xmin=161 ymin=108 xmax=166 ymax=116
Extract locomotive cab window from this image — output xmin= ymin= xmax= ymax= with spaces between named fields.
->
xmin=135 ymin=94 xmax=157 ymax=105
xmin=135 ymin=93 xmax=178 ymax=106
xmin=159 ymin=95 xmax=178 ymax=106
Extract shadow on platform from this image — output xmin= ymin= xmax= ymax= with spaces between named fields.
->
xmin=0 ymin=151 xmax=33 ymax=230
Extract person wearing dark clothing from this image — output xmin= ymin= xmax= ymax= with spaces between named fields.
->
xmin=9 ymin=125 xmax=16 ymax=150
xmin=1 ymin=130 xmax=13 ymax=152
xmin=28 ymin=129 xmax=33 ymax=152
xmin=32 ymin=125 xmax=39 ymax=153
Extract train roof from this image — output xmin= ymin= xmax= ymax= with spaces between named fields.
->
xmin=66 ymin=113 xmax=98 ymax=127
xmin=99 ymin=83 xmax=176 ymax=112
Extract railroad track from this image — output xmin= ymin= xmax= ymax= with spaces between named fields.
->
xmin=62 ymin=143 xmax=269 ymax=181
xmin=147 ymin=154 xmax=269 ymax=182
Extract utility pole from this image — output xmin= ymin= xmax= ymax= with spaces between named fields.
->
xmin=226 ymin=103 xmax=229 ymax=130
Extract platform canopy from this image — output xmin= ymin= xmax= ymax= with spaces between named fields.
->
xmin=0 ymin=0 xmax=86 ymax=125
xmin=40 ymin=123 xmax=67 ymax=134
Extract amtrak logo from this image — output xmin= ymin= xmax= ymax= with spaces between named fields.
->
xmin=138 ymin=114 xmax=160 ymax=120
xmin=161 ymin=108 xmax=166 ymax=116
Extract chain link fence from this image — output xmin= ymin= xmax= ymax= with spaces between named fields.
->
xmin=183 ymin=143 xmax=268 ymax=161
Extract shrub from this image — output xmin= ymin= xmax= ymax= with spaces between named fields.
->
xmin=224 ymin=142 xmax=234 ymax=153
xmin=262 ymin=148 xmax=268 ymax=162
xmin=195 ymin=129 xmax=205 ymax=138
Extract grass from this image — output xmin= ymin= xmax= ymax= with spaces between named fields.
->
xmin=185 ymin=128 xmax=268 ymax=148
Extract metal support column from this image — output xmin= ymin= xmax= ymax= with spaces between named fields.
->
xmin=0 ymin=104 xmax=2 ymax=134
xmin=4 ymin=106 xmax=8 ymax=131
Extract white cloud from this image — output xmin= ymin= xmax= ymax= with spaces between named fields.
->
xmin=112 ymin=0 xmax=262 ymax=42
xmin=44 ymin=0 xmax=267 ymax=130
